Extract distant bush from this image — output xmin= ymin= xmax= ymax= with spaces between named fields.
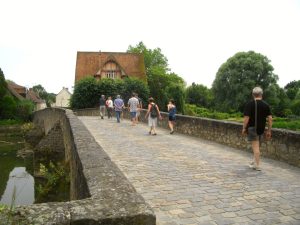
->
xmin=291 ymin=99 xmax=300 ymax=116
xmin=0 ymin=119 xmax=23 ymax=126
xmin=0 ymin=95 xmax=17 ymax=119
xmin=272 ymin=117 xmax=300 ymax=131
xmin=70 ymin=77 xmax=150 ymax=109
xmin=16 ymin=100 xmax=35 ymax=121
xmin=185 ymin=104 xmax=242 ymax=120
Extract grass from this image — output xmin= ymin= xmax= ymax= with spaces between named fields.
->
xmin=225 ymin=117 xmax=300 ymax=131
xmin=0 ymin=119 xmax=23 ymax=126
xmin=272 ymin=117 xmax=300 ymax=131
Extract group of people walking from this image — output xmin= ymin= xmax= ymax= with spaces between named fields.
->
xmin=99 ymin=86 xmax=273 ymax=171
xmin=99 ymin=93 xmax=177 ymax=135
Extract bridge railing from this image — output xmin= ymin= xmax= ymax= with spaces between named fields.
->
xmin=75 ymin=108 xmax=300 ymax=168
xmin=13 ymin=108 xmax=155 ymax=225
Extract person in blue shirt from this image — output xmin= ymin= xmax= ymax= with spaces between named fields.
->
xmin=167 ymin=99 xmax=176 ymax=134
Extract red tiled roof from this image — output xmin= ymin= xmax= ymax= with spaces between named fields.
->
xmin=75 ymin=52 xmax=146 ymax=83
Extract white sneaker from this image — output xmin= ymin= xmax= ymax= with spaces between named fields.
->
xmin=248 ymin=161 xmax=255 ymax=169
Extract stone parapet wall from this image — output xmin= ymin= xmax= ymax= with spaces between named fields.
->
xmin=75 ymin=108 xmax=300 ymax=168
xmin=14 ymin=108 xmax=155 ymax=225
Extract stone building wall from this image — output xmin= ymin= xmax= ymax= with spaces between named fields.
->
xmin=75 ymin=108 xmax=300 ymax=168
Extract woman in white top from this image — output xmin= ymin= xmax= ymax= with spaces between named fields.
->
xmin=106 ymin=96 xmax=114 ymax=119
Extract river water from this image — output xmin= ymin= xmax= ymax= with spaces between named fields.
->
xmin=0 ymin=133 xmax=34 ymax=206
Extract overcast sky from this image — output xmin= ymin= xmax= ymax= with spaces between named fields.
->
xmin=0 ymin=0 xmax=299 ymax=94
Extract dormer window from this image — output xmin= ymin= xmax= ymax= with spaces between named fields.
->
xmin=94 ymin=58 xmax=127 ymax=80
xmin=101 ymin=61 xmax=121 ymax=79
xmin=106 ymin=70 xmax=116 ymax=79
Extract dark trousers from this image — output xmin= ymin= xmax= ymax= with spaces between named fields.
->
xmin=107 ymin=107 xmax=113 ymax=118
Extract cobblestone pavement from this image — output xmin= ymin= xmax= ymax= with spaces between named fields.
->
xmin=79 ymin=116 xmax=300 ymax=225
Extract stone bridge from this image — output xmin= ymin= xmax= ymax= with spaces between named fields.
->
xmin=12 ymin=108 xmax=300 ymax=225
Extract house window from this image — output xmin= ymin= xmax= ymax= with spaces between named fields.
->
xmin=101 ymin=61 xmax=121 ymax=79
xmin=106 ymin=70 xmax=116 ymax=79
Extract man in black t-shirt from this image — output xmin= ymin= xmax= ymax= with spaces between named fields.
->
xmin=242 ymin=87 xmax=272 ymax=171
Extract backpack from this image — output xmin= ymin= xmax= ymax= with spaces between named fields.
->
xmin=150 ymin=104 xmax=158 ymax=118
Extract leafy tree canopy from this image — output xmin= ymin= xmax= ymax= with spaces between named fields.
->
xmin=32 ymin=84 xmax=55 ymax=107
xmin=212 ymin=51 xmax=278 ymax=112
xmin=284 ymin=80 xmax=300 ymax=100
xmin=70 ymin=77 xmax=150 ymax=109
xmin=186 ymin=83 xmax=213 ymax=108
xmin=127 ymin=41 xmax=169 ymax=74
xmin=128 ymin=42 xmax=186 ymax=112
xmin=0 ymin=68 xmax=7 ymax=99
xmin=70 ymin=76 xmax=100 ymax=109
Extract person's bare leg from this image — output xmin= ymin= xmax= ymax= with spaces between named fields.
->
xmin=168 ymin=121 xmax=173 ymax=131
xmin=252 ymin=140 xmax=260 ymax=169
xmin=153 ymin=126 xmax=157 ymax=135
xmin=149 ymin=126 xmax=153 ymax=134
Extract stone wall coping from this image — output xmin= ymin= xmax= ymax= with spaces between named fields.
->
xmin=14 ymin=108 xmax=155 ymax=225
xmin=74 ymin=107 xmax=300 ymax=135
xmin=74 ymin=107 xmax=300 ymax=168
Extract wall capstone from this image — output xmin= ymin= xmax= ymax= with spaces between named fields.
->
xmin=75 ymin=108 xmax=300 ymax=168
xmin=12 ymin=108 xmax=155 ymax=225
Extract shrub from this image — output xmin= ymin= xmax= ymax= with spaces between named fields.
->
xmin=70 ymin=77 xmax=150 ymax=109
xmin=184 ymin=104 xmax=242 ymax=120
xmin=291 ymin=99 xmax=300 ymax=116
xmin=0 ymin=95 xmax=17 ymax=119
xmin=16 ymin=100 xmax=34 ymax=121
xmin=70 ymin=76 xmax=100 ymax=109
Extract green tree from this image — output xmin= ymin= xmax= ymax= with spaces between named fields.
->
xmin=291 ymin=99 xmax=300 ymax=116
xmin=264 ymin=84 xmax=291 ymax=117
xmin=122 ymin=78 xmax=149 ymax=107
xmin=0 ymin=69 xmax=17 ymax=119
xmin=16 ymin=100 xmax=35 ymax=121
xmin=70 ymin=76 xmax=100 ymax=109
xmin=127 ymin=41 xmax=169 ymax=73
xmin=166 ymin=83 xmax=185 ymax=113
xmin=128 ymin=42 xmax=186 ymax=112
xmin=70 ymin=77 xmax=150 ymax=109
xmin=186 ymin=83 xmax=213 ymax=108
xmin=0 ymin=95 xmax=17 ymax=119
xmin=32 ymin=84 xmax=47 ymax=98
xmin=284 ymin=80 xmax=300 ymax=100
xmin=32 ymin=84 xmax=55 ymax=107
xmin=0 ymin=68 xmax=7 ymax=99
xmin=212 ymin=51 xmax=278 ymax=112
xmin=98 ymin=78 xmax=122 ymax=99
xmin=147 ymin=67 xmax=170 ymax=111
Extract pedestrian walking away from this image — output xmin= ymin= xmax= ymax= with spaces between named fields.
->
xmin=106 ymin=96 xmax=114 ymax=119
xmin=114 ymin=95 xmax=124 ymax=123
xmin=99 ymin=95 xmax=106 ymax=119
xmin=128 ymin=93 xmax=140 ymax=126
xmin=167 ymin=99 xmax=176 ymax=134
xmin=242 ymin=87 xmax=272 ymax=171
xmin=136 ymin=94 xmax=143 ymax=123
xmin=145 ymin=97 xmax=162 ymax=135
